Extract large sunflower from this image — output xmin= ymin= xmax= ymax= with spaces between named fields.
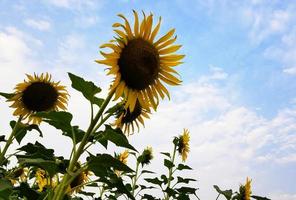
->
xmin=114 ymin=100 xmax=150 ymax=135
xmin=9 ymin=73 xmax=69 ymax=124
xmin=177 ymin=129 xmax=190 ymax=162
xmin=97 ymin=11 xmax=184 ymax=112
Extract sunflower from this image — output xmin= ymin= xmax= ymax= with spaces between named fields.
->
xmin=114 ymin=100 xmax=150 ymax=135
xmin=97 ymin=10 xmax=183 ymax=112
xmin=137 ymin=146 xmax=153 ymax=166
xmin=35 ymin=168 xmax=56 ymax=192
xmin=177 ymin=129 xmax=190 ymax=162
xmin=244 ymin=177 xmax=252 ymax=200
xmin=8 ymin=167 xmax=28 ymax=185
xmin=115 ymin=150 xmax=129 ymax=176
xmin=118 ymin=150 xmax=129 ymax=165
xmin=9 ymin=73 xmax=69 ymax=124
xmin=69 ymin=170 xmax=90 ymax=193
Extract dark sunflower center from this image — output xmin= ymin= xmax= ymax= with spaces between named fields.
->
xmin=118 ymin=38 xmax=160 ymax=90
xmin=122 ymin=101 xmax=142 ymax=123
xmin=178 ymin=138 xmax=185 ymax=153
xmin=22 ymin=82 xmax=58 ymax=112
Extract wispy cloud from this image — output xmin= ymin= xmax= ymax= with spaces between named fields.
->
xmin=24 ymin=18 xmax=51 ymax=31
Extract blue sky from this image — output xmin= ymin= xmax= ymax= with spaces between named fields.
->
xmin=0 ymin=0 xmax=295 ymax=199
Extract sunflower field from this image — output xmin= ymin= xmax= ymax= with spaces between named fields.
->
xmin=0 ymin=11 xmax=271 ymax=200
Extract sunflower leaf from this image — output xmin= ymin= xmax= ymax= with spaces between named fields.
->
xmin=164 ymin=159 xmax=174 ymax=169
xmin=0 ymin=135 xmax=5 ymax=142
xmin=251 ymin=195 xmax=271 ymax=200
xmin=94 ymin=125 xmax=137 ymax=151
xmin=87 ymin=153 xmax=133 ymax=176
xmin=213 ymin=185 xmax=232 ymax=200
xmin=34 ymin=111 xmax=84 ymax=143
xmin=0 ymin=92 xmax=14 ymax=100
xmin=68 ymin=73 xmax=102 ymax=106
xmin=10 ymin=121 xmax=43 ymax=144
xmin=176 ymin=163 xmax=192 ymax=171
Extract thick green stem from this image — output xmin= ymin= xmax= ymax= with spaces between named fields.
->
xmin=164 ymin=144 xmax=177 ymax=200
xmin=53 ymin=90 xmax=115 ymax=200
xmin=131 ymin=161 xmax=140 ymax=197
xmin=0 ymin=116 xmax=22 ymax=166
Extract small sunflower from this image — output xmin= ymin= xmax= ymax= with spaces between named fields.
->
xmin=118 ymin=150 xmax=129 ymax=165
xmin=244 ymin=177 xmax=252 ymax=200
xmin=69 ymin=170 xmax=91 ymax=194
xmin=115 ymin=150 xmax=129 ymax=176
xmin=8 ymin=167 xmax=28 ymax=185
xmin=138 ymin=146 xmax=153 ymax=166
xmin=9 ymin=73 xmax=69 ymax=124
xmin=35 ymin=168 xmax=56 ymax=192
xmin=97 ymin=10 xmax=183 ymax=112
xmin=114 ymin=100 xmax=150 ymax=135
xmin=177 ymin=129 xmax=190 ymax=162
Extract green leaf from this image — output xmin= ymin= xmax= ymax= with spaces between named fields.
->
xmin=141 ymin=170 xmax=155 ymax=174
xmin=87 ymin=154 xmax=133 ymax=177
xmin=160 ymin=152 xmax=171 ymax=158
xmin=144 ymin=177 xmax=163 ymax=186
xmin=35 ymin=111 xmax=72 ymax=132
xmin=68 ymin=73 xmax=102 ymax=105
xmin=105 ymin=102 xmax=124 ymax=114
xmin=0 ymin=179 xmax=12 ymax=191
xmin=177 ymin=163 xmax=192 ymax=171
xmin=164 ymin=159 xmax=174 ymax=169
xmin=251 ymin=195 xmax=271 ymax=200
xmin=0 ymin=135 xmax=5 ymax=142
xmin=18 ymin=158 xmax=59 ymax=177
xmin=95 ymin=125 xmax=137 ymax=151
xmin=16 ymin=182 xmax=40 ymax=200
xmin=141 ymin=194 xmax=161 ymax=200
xmin=213 ymin=185 xmax=233 ymax=200
xmin=0 ymin=92 xmax=14 ymax=99
xmin=10 ymin=121 xmax=43 ymax=144
xmin=176 ymin=186 xmax=197 ymax=194
xmin=177 ymin=176 xmax=196 ymax=184
xmin=161 ymin=174 xmax=168 ymax=184
xmin=17 ymin=142 xmax=60 ymax=176
xmin=35 ymin=111 xmax=84 ymax=143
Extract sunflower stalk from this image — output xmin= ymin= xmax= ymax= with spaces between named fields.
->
xmin=0 ymin=116 xmax=22 ymax=166
xmin=131 ymin=160 xmax=140 ymax=196
xmin=53 ymin=90 xmax=115 ymax=200
xmin=164 ymin=143 xmax=177 ymax=200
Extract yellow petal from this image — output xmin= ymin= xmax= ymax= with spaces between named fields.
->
xmin=143 ymin=14 xmax=153 ymax=40
xmin=160 ymin=54 xmax=185 ymax=62
xmin=118 ymin=14 xmax=133 ymax=39
xmin=139 ymin=11 xmax=146 ymax=37
xmin=159 ymin=45 xmax=182 ymax=55
xmin=95 ymin=59 xmax=117 ymax=66
xmin=133 ymin=10 xmax=139 ymax=37
xmin=149 ymin=17 xmax=161 ymax=42
xmin=159 ymin=74 xmax=181 ymax=86
xmin=100 ymin=43 xmax=121 ymax=53
xmin=160 ymin=70 xmax=182 ymax=84
xmin=154 ymin=29 xmax=175 ymax=47
xmin=156 ymin=79 xmax=170 ymax=99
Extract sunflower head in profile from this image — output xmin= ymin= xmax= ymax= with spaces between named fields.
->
xmin=9 ymin=73 xmax=69 ymax=124
xmin=114 ymin=100 xmax=150 ymax=135
xmin=137 ymin=146 xmax=153 ymax=166
xmin=35 ymin=168 xmax=57 ymax=192
xmin=176 ymin=129 xmax=190 ymax=162
xmin=69 ymin=170 xmax=90 ymax=194
xmin=244 ymin=177 xmax=252 ymax=200
xmin=97 ymin=10 xmax=184 ymax=112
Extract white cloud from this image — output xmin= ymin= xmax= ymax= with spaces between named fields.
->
xmin=24 ymin=19 xmax=51 ymax=31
